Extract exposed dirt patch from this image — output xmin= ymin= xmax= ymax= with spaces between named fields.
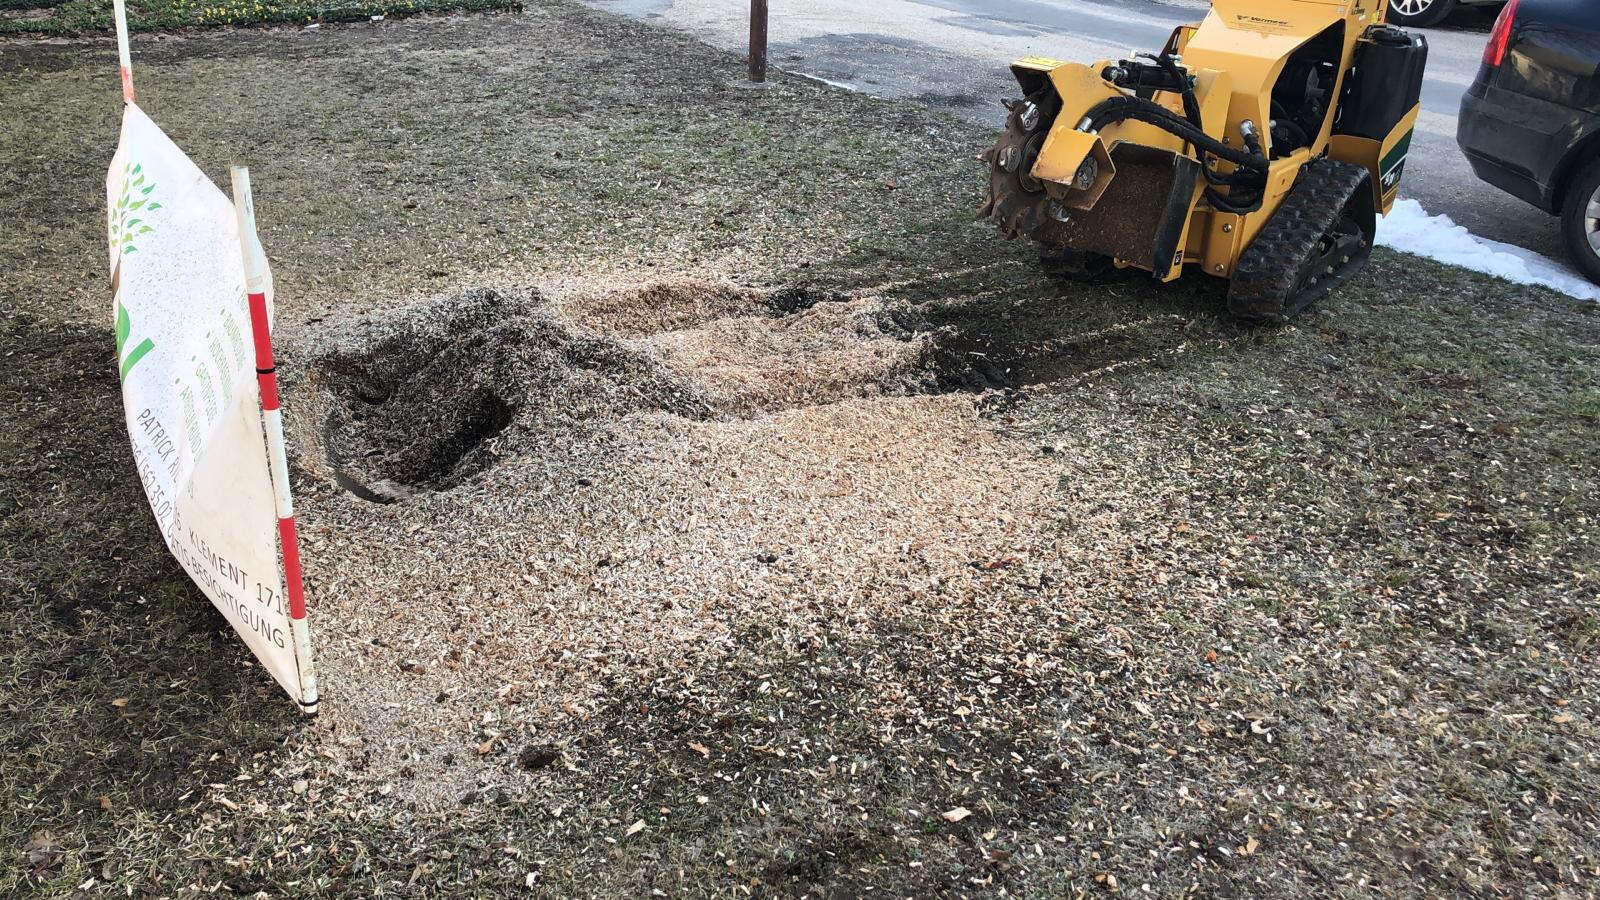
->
xmin=928 ymin=307 xmax=1201 ymax=391
xmin=311 ymin=279 xmax=955 ymax=499
xmin=551 ymin=277 xmax=937 ymax=415
xmin=313 ymin=287 xmax=709 ymax=499
xmin=313 ymin=273 xmax=1199 ymax=506
xmin=279 ymin=276 xmax=1056 ymax=815
xmin=553 ymin=279 xmax=767 ymax=337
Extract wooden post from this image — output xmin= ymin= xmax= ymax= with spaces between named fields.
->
xmin=748 ymin=0 xmax=768 ymax=83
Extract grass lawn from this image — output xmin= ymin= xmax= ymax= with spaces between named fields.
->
xmin=0 ymin=0 xmax=518 ymax=34
xmin=2 ymin=3 xmax=1598 ymax=896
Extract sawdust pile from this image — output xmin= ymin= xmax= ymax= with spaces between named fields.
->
xmin=284 ymin=278 xmax=1053 ymax=810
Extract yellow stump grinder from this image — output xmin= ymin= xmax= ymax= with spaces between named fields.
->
xmin=981 ymin=0 xmax=1426 ymax=320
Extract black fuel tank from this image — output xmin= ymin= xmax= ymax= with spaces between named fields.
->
xmin=1336 ymin=25 xmax=1428 ymax=141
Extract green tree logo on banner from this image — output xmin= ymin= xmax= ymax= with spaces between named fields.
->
xmin=116 ymin=301 xmax=154 ymax=379
xmin=112 ymin=161 xmax=159 ymax=253
xmin=113 ymin=161 xmax=159 ymax=379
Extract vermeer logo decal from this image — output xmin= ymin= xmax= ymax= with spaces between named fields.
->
xmin=1233 ymin=14 xmax=1293 ymax=32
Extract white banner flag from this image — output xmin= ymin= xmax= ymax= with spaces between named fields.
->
xmin=107 ymin=103 xmax=311 ymax=706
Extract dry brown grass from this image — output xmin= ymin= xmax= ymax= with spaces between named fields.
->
xmin=2 ymin=5 xmax=1598 ymax=896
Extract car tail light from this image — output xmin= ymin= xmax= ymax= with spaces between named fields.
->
xmin=1483 ymin=0 xmax=1520 ymax=67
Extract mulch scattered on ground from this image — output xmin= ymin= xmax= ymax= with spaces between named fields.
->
xmin=3 ymin=6 xmax=1598 ymax=896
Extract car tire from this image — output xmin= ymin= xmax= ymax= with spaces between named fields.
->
xmin=1560 ymin=157 xmax=1600 ymax=287
xmin=1387 ymin=0 xmax=1457 ymax=26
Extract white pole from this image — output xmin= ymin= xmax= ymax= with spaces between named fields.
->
xmin=230 ymin=165 xmax=319 ymax=715
xmin=112 ymin=0 xmax=134 ymax=103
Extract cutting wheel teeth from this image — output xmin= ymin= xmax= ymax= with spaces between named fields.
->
xmin=981 ymin=107 xmax=1057 ymax=246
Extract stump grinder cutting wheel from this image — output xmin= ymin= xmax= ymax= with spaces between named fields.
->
xmin=981 ymin=0 xmax=1427 ymax=321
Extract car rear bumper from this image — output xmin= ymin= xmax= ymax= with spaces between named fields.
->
xmin=1456 ymin=82 xmax=1565 ymax=213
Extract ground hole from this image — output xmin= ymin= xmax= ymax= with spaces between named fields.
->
xmin=312 ymin=287 xmax=709 ymax=501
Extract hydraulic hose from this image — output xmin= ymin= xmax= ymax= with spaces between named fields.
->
xmin=1149 ymin=53 xmax=1204 ymax=133
xmin=1081 ymin=96 xmax=1265 ymax=172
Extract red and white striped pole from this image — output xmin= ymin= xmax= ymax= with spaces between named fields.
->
xmin=112 ymin=0 xmax=134 ymax=102
xmin=230 ymin=166 xmax=319 ymax=715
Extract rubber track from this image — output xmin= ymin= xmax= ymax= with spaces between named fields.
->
xmin=1226 ymin=157 xmax=1373 ymax=322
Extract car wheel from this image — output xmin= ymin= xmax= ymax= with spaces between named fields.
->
xmin=1387 ymin=0 xmax=1457 ymax=26
xmin=1559 ymin=158 xmax=1600 ymax=286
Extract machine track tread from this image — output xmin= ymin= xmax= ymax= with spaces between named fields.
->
xmin=1226 ymin=157 xmax=1374 ymax=322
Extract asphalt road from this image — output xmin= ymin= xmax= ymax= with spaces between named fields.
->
xmin=589 ymin=0 xmax=1570 ymax=265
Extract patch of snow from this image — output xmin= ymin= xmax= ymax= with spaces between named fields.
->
xmin=1375 ymin=198 xmax=1600 ymax=301
xmin=793 ymin=72 xmax=860 ymax=92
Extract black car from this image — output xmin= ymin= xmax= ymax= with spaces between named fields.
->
xmin=1457 ymin=0 xmax=1600 ymax=284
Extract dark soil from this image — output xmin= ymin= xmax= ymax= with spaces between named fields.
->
xmin=316 ymin=288 xmax=708 ymax=497
xmin=0 ymin=312 xmax=295 ymax=886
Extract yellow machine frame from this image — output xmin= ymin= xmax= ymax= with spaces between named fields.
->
xmin=1009 ymin=0 xmax=1416 ymax=284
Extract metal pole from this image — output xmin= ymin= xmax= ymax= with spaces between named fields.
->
xmin=748 ymin=0 xmax=767 ymax=83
